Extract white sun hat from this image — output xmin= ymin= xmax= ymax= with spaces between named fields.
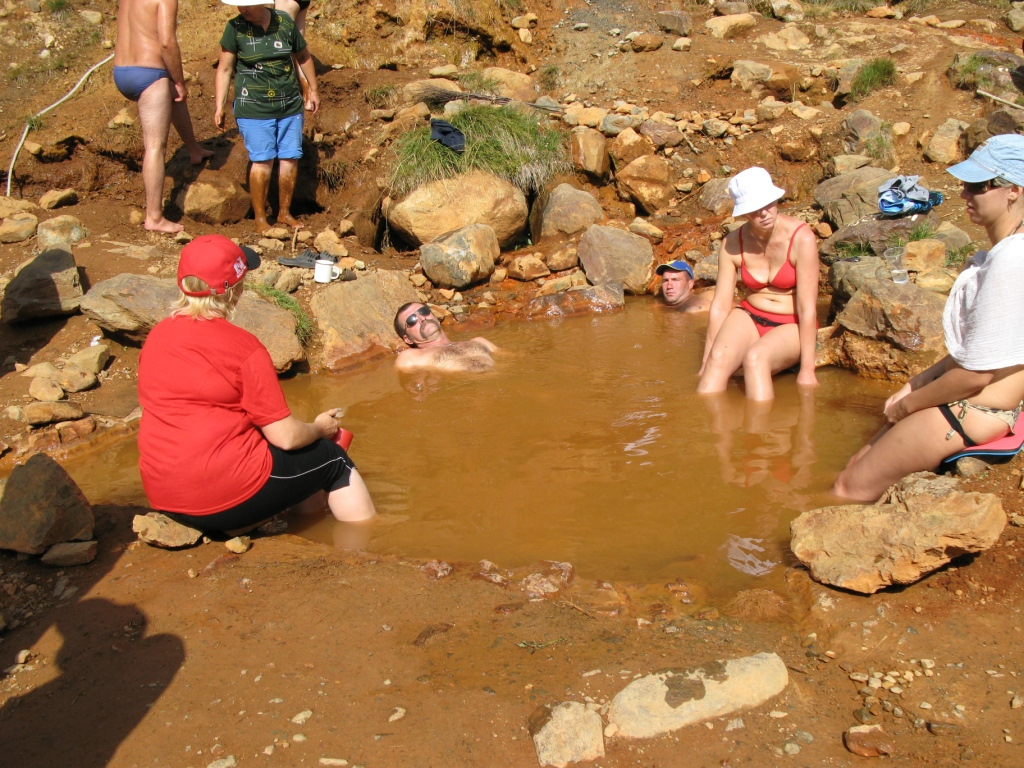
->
xmin=220 ymin=0 xmax=273 ymax=6
xmin=728 ymin=167 xmax=786 ymax=217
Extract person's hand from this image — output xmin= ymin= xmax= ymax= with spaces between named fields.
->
xmin=883 ymin=383 xmax=913 ymax=423
xmin=313 ymin=408 xmax=341 ymax=439
xmin=214 ymin=106 xmax=226 ymax=131
xmin=796 ymin=368 xmax=819 ymax=389
xmin=305 ymin=89 xmax=320 ymax=114
xmin=174 ymin=81 xmax=188 ymax=103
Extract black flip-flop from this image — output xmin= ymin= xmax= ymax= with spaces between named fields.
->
xmin=277 ymin=248 xmax=326 ymax=268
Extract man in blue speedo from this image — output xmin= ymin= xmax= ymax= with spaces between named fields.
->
xmin=113 ymin=0 xmax=213 ymax=233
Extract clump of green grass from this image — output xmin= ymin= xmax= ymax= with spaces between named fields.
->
xmin=45 ymin=0 xmax=70 ymax=14
xmin=949 ymin=53 xmax=995 ymax=91
xmin=834 ymin=239 xmax=872 ymax=261
xmin=802 ymin=0 xmax=875 ymax=12
xmin=249 ymin=282 xmax=314 ymax=345
xmin=365 ymin=85 xmax=398 ymax=110
xmin=538 ymin=65 xmax=559 ymax=93
xmin=388 ymin=104 xmax=569 ymax=198
xmin=885 ymin=220 xmax=939 ymax=251
xmin=946 ymin=242 xmax=975 ymax=268
xmin=862 ymin=123 xmax=894 ymax=163
xmin=849 ymin=58 xmax=897 ymax=101
xmin=907 ymin=219 xmax=937 ymax=241
xmin=317 ymin=159 xmax=347 ymax=191
xmin=456 ymin=71 xmax=501 ymax=95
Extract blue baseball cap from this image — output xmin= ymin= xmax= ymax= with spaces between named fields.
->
xmin=655 ymin=260 xmax=694 ymax=278
xmin=947 ymin=133 xmax=1024 ymax=187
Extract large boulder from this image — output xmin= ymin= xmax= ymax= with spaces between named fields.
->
xmin=0 ymin=453 xmax=93 ymax=555
xmin=35 ymin=214 xmax=88 ymax=251
xmin=822 ymin=273 xmax=946 ymax=379
xmin=814 ymin=166 xmax=892 ymax=229
xmin=791 ymin=473 xmax=1006 ymax=594
xmin=177 ymin=170 xmax=251 ymax=225
xmin=834 ymin=276 xmax=945 ymax=352
xmin=577 ymin=225 xmax=653 ymax=295
xmin=385 ymin=171 xmax=528 ymax=248
xmin=481 ymin=67 xmax=536 ymax=102
xmin=0 ymin=247 xmax=84 ymax=323
xmin=705 ymin=13 xmax=757 ymax=39
xmin=656 ymin=10 xmax=692 ymax=35
xmin=79 ymin=275 xmax=304 ymax=372
xmin=530 ymin=183 xmax=604 ymax=242
xmin=616 ymin=155 xmax=674 ymax=214
xmin=420 ymin=224 xmax=498 ymax=289
xmin=607 ymin=652 xmax=788 ymax=738
xmin=608 ymin=128 xmax=656 ymax=172
xmin=0 ymin=212 xmax=38 ymax=244
xmin=310 ymin=269 xmax=418 ymax=370
xmin=525 ymin=283 xmax=625 ymax=318
xmin=570 ymin=127 xmax=610 ymax=179
xmin=819 ymin=211 xmax=943 ymax=264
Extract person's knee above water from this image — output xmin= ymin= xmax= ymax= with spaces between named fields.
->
xmin=656 ymin=260 xmax=711 ymax=313
xmin=137 ymin=234 xmax=376 ymax=532
xmin=392 ymin=302 xmax=498 ymax=373
xmin=832 ymin=133 xmax=1024 ymax=502
xmin=214 ymin=0 xmax=320 ymax=232
xmin=697 ymin=167 xmax=820 ymax=401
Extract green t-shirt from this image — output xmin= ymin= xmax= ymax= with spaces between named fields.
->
xmin=220 ymin=10 xmax=307 ymax=120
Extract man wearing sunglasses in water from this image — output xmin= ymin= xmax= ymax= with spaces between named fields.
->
xmin=392 ymin=302 xmax=497 ymax=372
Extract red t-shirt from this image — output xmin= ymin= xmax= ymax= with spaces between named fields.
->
xmin=137 ymin=315 xmax=291 ymax=515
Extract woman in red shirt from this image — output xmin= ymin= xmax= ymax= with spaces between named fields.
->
xmin=138 ymin=234 xmax=375 ymax=531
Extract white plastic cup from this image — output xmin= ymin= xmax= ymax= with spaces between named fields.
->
xmin=314 ymin=259 xmax=341 ymax=283
xmin=882 ymin=246 xmax=904 ymax=267
xmin=891 ymin=268 xmax=909 ymax=284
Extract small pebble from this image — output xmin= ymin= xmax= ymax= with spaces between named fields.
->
xmin=292 ymin=709 xmax=313 ymax=725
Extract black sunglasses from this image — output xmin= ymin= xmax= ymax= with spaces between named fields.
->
xmin=405 ymin=305 xmax=433 ymax=327
xmin=962 ymin=179 xmax=998 ymax=195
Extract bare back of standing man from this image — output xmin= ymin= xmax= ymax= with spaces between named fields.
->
xmin=113 ymin=0 xmax=213 ymax=234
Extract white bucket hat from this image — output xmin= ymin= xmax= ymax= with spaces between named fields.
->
xmin=728 ymin=167 xmax=786 ymax=217
xmin=220 ymin=0 xmax=272 ymax=6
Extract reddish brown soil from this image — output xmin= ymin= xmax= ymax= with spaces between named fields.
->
xmin=4 ymin=0 xmax=1024 ymax=765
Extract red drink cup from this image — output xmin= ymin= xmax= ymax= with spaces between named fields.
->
xmin=333 ymin=428 xmax=354 ymax=451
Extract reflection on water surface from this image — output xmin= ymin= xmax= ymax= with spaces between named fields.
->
xmin=67 ymin=300 xmax=893 ymax=603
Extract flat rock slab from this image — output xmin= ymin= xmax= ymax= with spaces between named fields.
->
xmin=791 ymin=473 xmax=1005 ymax=594
xmin=531 ymin=700 xmax=605 ymax=768
xmin=133 ymin=512 xmax=203 ymax=549
xmin=607 ymin=652 xmax=788 ymax=739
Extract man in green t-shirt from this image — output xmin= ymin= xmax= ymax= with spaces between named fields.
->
xmin=214 ymin=0 xmax=319 ymax=231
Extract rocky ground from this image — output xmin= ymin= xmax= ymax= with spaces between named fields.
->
xmin=4 ymin=0 xmax=1024 ymax=765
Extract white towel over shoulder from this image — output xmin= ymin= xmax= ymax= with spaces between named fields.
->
xmin=943 ymin=233 xmax=1024 ymax=370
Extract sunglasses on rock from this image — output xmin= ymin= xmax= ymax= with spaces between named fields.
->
xmin=405 ymin=305 xmax=433 ymax=327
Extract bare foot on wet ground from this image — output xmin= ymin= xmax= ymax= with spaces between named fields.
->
xmin=144 ymin=217 xmax=184 ymax=234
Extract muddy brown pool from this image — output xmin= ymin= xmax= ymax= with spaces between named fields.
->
xmin=67 ymin=300 xmax=892 ymax=603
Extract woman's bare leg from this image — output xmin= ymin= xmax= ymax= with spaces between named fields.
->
xmin=327 ymin=468 xmax=377 ymax=522
xmin=832 ymin=408 xmax=966 ymax=502
xmin=742 ymin=325 xmax=800 ymax=401
xmin=698 ymin=309 xmax=759 ymax=394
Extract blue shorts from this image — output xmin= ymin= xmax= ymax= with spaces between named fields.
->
xmin=113 ymin=65 xmax=169 ymax=101
xmin=236 ymin=113 xmax=304 ymax=162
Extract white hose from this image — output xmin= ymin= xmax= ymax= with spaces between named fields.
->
xmin=5 ymin=53 xmax=115 ymax=198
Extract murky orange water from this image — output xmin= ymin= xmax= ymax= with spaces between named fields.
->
xmin=66 ymin=300 xmax=893 ymax=602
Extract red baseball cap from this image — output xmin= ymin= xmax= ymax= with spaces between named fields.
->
xmin=177 ymin=234 xmax=260 ymax=297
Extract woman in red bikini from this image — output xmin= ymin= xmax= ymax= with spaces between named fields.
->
xmin=698 ymin=167 xmax=820 ymax=401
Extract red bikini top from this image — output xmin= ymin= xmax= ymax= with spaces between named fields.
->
xmin=738 ymin=223 xmax=806 ymax=292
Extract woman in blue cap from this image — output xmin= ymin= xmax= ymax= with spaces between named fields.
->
xmin=833 ymin=134 xmax=1024 ymax=501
